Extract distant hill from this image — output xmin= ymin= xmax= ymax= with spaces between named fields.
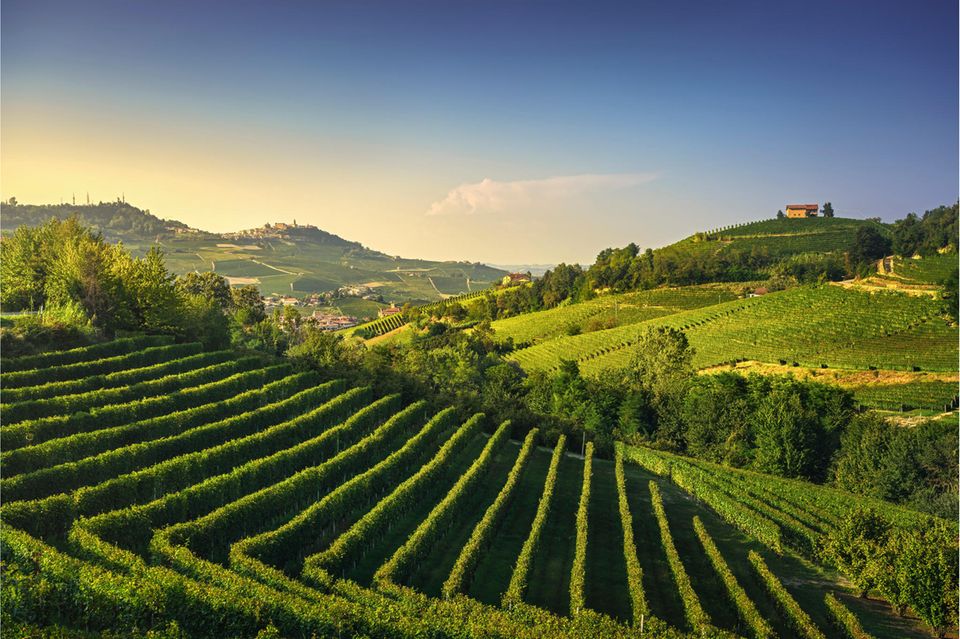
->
xmin=0 ymin=200 xmax=196 ymax=242
xmin=0 ymin=201 xmax=508 ymax=310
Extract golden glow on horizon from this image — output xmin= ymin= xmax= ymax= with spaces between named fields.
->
xmin=2 ymin=102 xmax=695 ymax=264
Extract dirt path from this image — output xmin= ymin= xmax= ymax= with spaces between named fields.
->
xmin=249 ymin=259 xmax=301 ymax=275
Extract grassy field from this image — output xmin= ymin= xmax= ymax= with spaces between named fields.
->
xmin=1 ymin=337 xmax=950 ymax=639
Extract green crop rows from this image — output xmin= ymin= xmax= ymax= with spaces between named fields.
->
xmin=492 ymin=285 xmax=741 ymax=346
xmin=1 ymin=338 xmax=941 ymax=638
xmin=505 ymin=285 xmax=958 ymax=376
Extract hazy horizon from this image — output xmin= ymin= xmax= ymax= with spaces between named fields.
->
xmin=2 ymin=0 xmax=957 ymax=264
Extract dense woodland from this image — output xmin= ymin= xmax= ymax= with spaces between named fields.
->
xmin=0 ymin=199 xmax=192 ymax=240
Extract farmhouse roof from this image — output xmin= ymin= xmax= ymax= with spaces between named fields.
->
xmin=786 ymin=204 xmax=819 ymax=210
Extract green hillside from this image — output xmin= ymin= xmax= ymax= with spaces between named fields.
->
xmin=491 ymin=284 xmax=746 ymax=346
xmin=664 ymin=217 xmax=888 ymax=261
xmin=0 ymin=202 xmax=507 ymax=304
xmin=507 ymin=285 xmax=956 ymax=374
xmin=1 ymin=337 xmax=940 ymax=639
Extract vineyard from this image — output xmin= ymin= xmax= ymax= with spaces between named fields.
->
xmin=346 ymin=286 xmax=508 ymax=339
xmin=1 ymin=338 xmax=944 ymax=638
xmin=660 ymin=217 xmax=888 ymax=263
xmin=505 ymin=285 xmax=958 ymax=378
xmin=491 ymin=285 xmax=743 ymax=346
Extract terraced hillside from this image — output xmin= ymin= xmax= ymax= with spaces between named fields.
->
xmin=661 ymin=217 xmax=888 ymax=262
xmin=506 ymin=285 xmax=957 ymax=374
xmin=2 ymin=338 xmax=944 ymax=638
xmin=491 ymin=285 xmax=744 ymax=346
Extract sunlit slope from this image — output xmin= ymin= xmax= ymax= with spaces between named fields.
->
xmin=660 ymin=216 xmax=888 ymax=262
xmin=506 ymin=285 xmax=957 ymax=374
xmin=491 ymin=285 xmax=744 ymax=346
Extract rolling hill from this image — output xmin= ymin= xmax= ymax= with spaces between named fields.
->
xmin=0 ymin=201 xmax=507 ymax=308
xmin=0 ymin=336 xmax=941 ymax=639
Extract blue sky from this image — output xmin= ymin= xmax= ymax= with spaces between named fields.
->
xmin=2 ymin=0 xmax=957 ymax=263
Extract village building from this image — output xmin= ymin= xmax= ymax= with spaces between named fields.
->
xmin=785 ymin=204 xmax=819 ymax=218
xmin=502 ymin=272 xmax=532 ymax=285
xmin=309 ymin=311 xmax=359 ymax=331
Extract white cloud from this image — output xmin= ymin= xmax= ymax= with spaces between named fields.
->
xmin=426 ymin=172 xmax=659 ymax=216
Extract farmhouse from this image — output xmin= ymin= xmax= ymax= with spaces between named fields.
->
xmin=785 ymin=204 xmax=819 ymax=218
xmin=379 ymin=305 xmax=402 ymax=318
xmin=502 ymin=272 xmax=532 ymax=285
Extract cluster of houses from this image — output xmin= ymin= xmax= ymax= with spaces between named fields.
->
xmin=263 ymin=294 xmax=301 ymax=309
xmin=308 ymin=311 xmax=359 ymax=331
xmin=501 ymin=272 xmax=532 ymax=286
xmin=336 ymin=285 xmax=383 ymax=302
xmin=223 ymin=220 xmax=320 ymax=240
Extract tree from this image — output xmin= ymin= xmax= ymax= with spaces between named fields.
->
xmin=178 ymin=293 xmax=230 ymax=349
xmin=176 ymin=272 xmax=233 ymax=311
xmin=626 ymin=327 xmax=695 ymax=447
xmin=820 ymin=509 xmax=890 ymax=597
xmin=941 ymin=267 xmax=958 ymax=323
xmin=776 ymin=209 xmax=785 ymax=219
xmin=682 ymin=373 xmax=751 ymax=466
xmin=822 ymin=202 xmax=834 ymax=217
xmin=848 ymin=226 xmax=891 ymax=268
xmin=893 ymin=522 xmax=959 ymax=636
xmin=751 ymin=389 xmax=820 ymax=479
xmin=232 ymin=285 xmax=266 ymax=325
xmin=287 ymin=326 xmax=357 ymax=372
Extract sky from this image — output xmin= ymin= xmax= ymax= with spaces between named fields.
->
xmin=2 ymin=0 xmax=957 ymax=264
